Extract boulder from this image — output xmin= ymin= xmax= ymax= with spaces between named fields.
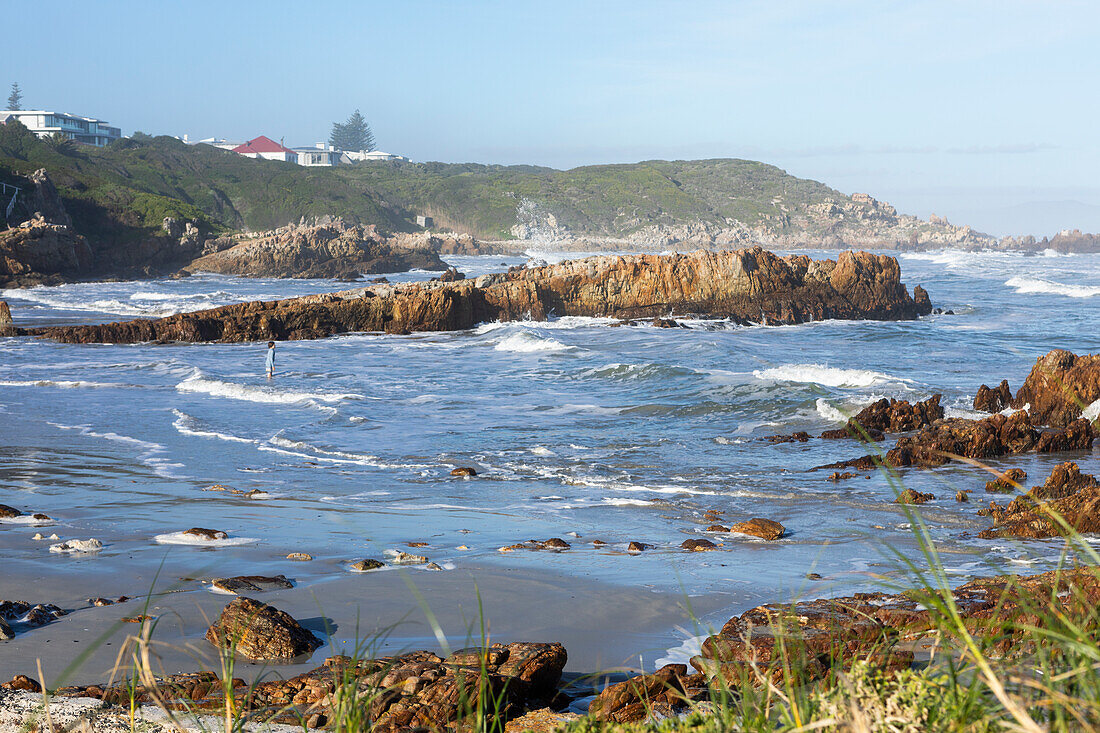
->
xmin=450 ymin=467 xmax=478 ymax=477
xmin=979 ymin=462 xmax=1100 ymax=540
xmin=974 ymin=380 xmax=1012 ymax=413
xmin=895 ymin=489 xmax=934 ymax=505
xmin=350 ymin=559 xmax=384 ymax=572
xmin=184 ymin=527 xmax=227 ymax=540
xmin=205 ymin=597 xmax=322 ymax=660
xmin=0 ymin=503 xmax=20 ymax=518
xmin=210 ymin=575 xmax=293 ymax=594
xmin=681 ymin=539 xmax=718 ymax=552
xmin=1013 ymin=350 xmax=1100 ymax=427
xmin=729 ymin=518 xmax=786 ymax=540
xmin=588 ymin=664 xmax=692 ymax=722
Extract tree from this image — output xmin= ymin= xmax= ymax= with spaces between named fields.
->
xmin=43 ymin=132 xmax=75 ymax=154
xmin=329 ymin=109 xmax=375 ymax=152
xmin=7 ymin=82 xmax=22 ymax=110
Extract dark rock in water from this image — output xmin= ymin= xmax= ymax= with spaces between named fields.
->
xmin=0 ymin=504 xmax=21 ymax=518
xmin=985 ymin=467 xmax=1027 ymax=493
xmin=730 ymin=518 xmax=785 ymax=540
xmin=439 ymin=267 xmax=465 ymax=283
xmin=501 ymin=538 xmax=570 ymax=552
xmin=705 ymin=524 xmax=730 ymax=532
xmin=0 ymin=619 xmax=12 ymax=641
xmin=895 ymin=489 xmax=933 ymax=505
xmin=681 ymin=538 xmax=718 ymax=552
xmin=0 ymin=301 xmax=14 ymax=336
xmin=588 ymin=663 xmax=694 ymax=722
xmin=88 ymin=598 xmax=114 ymax=607
xmin=829 ymin=471 xmax=859 ymax=481
xmin=627 ymin=541 xmax=649 ymax=552
xmin=650 ymin=317 xmax=686 ymax=328
xmin=184 ymin=527 xmax=228 ymax=540
xmin=1013 ymin=350 xmax=1100 ymax=427
xmin=955 ymin=490 xmax=969 ymax=502
xmin=450 ymin=466 xmax=478 ymax=477
xmin=205 ymin=597 xmax=322 ymax=660
xmin=764 ymin=431 xmax=810 ymax=444
xmin=820 ymin=395 xmax=943 ymax=439
xmin=28 ymin=248 xmax=932 ymax=344
xmin=974 ymin=379 xmax=1012 ymax=413
xmin=0 ymin=600 xmax=67 ymax=639
xmin=211 ymin=575 xmax=293 ymax=594
xmin=979 ymin=462 xmax=1100 ymax=539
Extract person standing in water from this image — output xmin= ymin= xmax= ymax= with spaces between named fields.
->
xmin=265 ymin=341 xmax=276 ymax=377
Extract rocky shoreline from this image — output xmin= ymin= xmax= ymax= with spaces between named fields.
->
xmin=5 ymin=247 xmax=933 ymax=344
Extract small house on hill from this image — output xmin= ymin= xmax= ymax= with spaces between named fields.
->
xmin=232 ymin=136 xmax=297 ymax=162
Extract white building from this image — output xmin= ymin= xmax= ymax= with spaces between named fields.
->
xmin=344 ymin=150 xmax=410 ymax=163
xmin=0 ymin=110 xmax=122 ymax=147
xmin=292 ymin=143 xmax=351 ymax=167
xmin=181 ymin=135 xmax=241 ymax=151
xmin=231 ymin=135 xmax=298 ymax=163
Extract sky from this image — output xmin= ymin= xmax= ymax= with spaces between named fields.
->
xmin=6 ymin=0 xmax=1099 ymax=237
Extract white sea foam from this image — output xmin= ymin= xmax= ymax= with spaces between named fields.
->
xmin=1005 ymin=276 xmax=1100 ymax=298
xmin=176 ymin=373 xmax=362 ymax=407
xmin=654 ymin=633 xmax=706 ymax=668
xmin=494 ymin=332 xmax=571 ymax=353
xmin=0 ymin=515 xmax=55 ymax=525
xmin=530 ymin=446 xmax=556 ymax=456
xmin=1082 ymin=397 xmax=1100 ymax=422
xmin=753 ymin=364 xmax=908 ymax=389
xmin=815 ymin=398 xmax=849 ymax=422
xmin=154 ymin=531 xmax=259 ymax=547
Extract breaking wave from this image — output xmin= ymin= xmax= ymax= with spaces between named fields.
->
xmin=1005 ymin=276 xmax=1100 ymax=298
xmin=494 ymin=332 xmax=572 ymax=353
xmin=753 ymin=364 xmax=909 ymax=389
xmin=176 ymin=372 xmax=362 ymax=408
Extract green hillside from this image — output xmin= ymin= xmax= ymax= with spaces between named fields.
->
xmin=0 ymin=119 xmax=852 ymax=245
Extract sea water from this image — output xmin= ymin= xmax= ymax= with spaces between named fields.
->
xmin=2 ymin=247 xmax=1100 ymax=653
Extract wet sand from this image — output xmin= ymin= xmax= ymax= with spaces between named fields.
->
xmin=0 ymin=559 xmax=736 ymax=688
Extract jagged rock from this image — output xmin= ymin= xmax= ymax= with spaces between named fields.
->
xmin=186 ymin=219 xmax=447 ymax=279
xmin=974 ymin=380 xmax=1012 ymax=413
xmin=28 ymin=248 xmax=933 ymax=344
xmin=986 ymin=468 xmax=1027 ymax=493
xmin=0 ymin=301 xmax=13 ymax=337
xmin=205 ymin=597 xmax=322 ymax=660
xmin=956 ymin=490 xmax=969 ymax=502
xmin=0 ymin=503 xmax=20 ymax=518
xmin=883 ymin=411 xmax=1094 ymax=468
xmin=450 ymin=466 xmax=478 ymax=477
xmin=821 ymin=395 xmax=943 ymax=439
xmin=1013 ymin=350 xmax=1100 ymax=427
xmin=979 ymin=462 xmax=1100 ymax=540
xmin=210 ymin=575 xmax=293 ymax=594
xmin=729 ymin=518 xmax=785 ymax=540
xmin=627 ymin=541 xmax=649 ymax=552
xmin=1 ymin=675 xmax=41 ymax=693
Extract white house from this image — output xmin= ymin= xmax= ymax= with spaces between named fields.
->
xmin=0 ymin=110 xmax=121 ymax=147
xmin=231 ymin=135 xmax=298 ymax=162
xmin=292 ymin=142 xmax=351 ymax=167
xmin=181 ymin=135 xmax=241 ymax=151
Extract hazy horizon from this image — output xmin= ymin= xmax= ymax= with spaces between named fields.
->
xmin=7 ymin=0 xmax=1099 ymax=238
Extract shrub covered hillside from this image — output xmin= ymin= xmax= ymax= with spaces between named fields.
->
xmin=0 ymin=120 xmax=988 ymax=250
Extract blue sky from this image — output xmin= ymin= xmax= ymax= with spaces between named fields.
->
xmin=7 ymin=0 xmax=1099 ymax=236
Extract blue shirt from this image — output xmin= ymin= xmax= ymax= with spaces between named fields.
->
xmin=266 ymin=347 xmax=275 ymax=370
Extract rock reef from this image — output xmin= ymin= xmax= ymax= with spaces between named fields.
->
xmin=15 ymin=248 xmax=933 ymax=344
xmin=1013 ymin=349 xmax=1100 ymax=427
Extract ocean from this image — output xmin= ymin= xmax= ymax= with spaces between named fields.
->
xmin=2 ymin=247 xmax=1100 ymax=675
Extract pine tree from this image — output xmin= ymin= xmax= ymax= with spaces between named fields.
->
xmin=7 ymin=82 xmax=22 ymax=111
xmin=328 ymin=109 xmax=375 ymax=152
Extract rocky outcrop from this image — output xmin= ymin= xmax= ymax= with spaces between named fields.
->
xmin=974 ymin=380 xmax=1012 ymax=413
xmin=205 ymin=597 xmax=322 ymax=660
xmin=389 ymin=231 xmax=508 ymax=256
xmin=22 ymin=248 xmax=933 ymax=344
xmin=979 ymin=462 xmax=1100 ymax=539
xmin=817 ymin=410 xmax=1094 ymax=472
xmin=0 ymin=301 xmax=14 ymax=337
xmin=820 ymin=395 xmax=943 ymax=439
xmin=187 ymin=219 xmax=448 ymax=279
xmin=1013 ymin=350 xmax=1100 ymax=427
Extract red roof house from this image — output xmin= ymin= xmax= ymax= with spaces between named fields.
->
xmin=231 ymin=135 xmax=297 ymax=162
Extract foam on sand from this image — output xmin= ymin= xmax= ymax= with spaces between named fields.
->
xmin=153 ymin=531 xmax=259 ymax=547
xmin=49 ymin=538 xmax=102 ymax=553
xmin=1005 ymin=276 xmax=1100 ymax=298
xmin=753 ymin=364 xmax=909 ymax=389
